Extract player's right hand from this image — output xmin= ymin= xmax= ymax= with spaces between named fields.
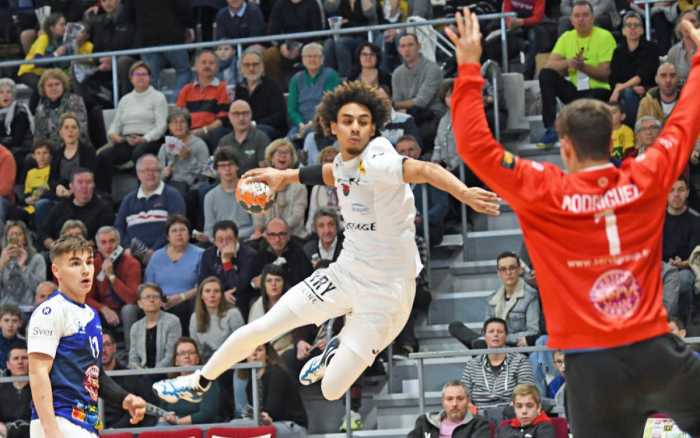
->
xmin=242 ymin=167 xmax=295 ymax=193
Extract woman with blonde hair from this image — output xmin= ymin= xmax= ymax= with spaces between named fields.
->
xmin=189 ymin=276 xmax=245 ymax=361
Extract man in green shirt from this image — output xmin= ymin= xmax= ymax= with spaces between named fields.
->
xmin=538 ymin=0 xmax=616 ymax=144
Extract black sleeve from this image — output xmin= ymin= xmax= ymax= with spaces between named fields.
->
xmin=99 ymin=368 xmax=129 ymax=406
xmin=298 ymin=164 xmax=325 ymax=186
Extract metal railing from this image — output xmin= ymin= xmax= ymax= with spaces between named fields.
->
xmin=0 ymin=12 xmax=516 ymax=108
xmin=407 ymin=337 xmax=700 ymax=414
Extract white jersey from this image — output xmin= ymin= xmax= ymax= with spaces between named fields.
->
xmin=331 ymin=136 xmax=422 ymax=280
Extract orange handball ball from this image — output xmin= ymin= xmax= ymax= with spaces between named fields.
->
xmin=235 ymin=180 xmax=276 ymax=214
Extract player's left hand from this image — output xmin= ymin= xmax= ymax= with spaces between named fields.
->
xmin=444 ymin=8 xmax=482 ymax=66
xmin=460 ymin=187 xmax=500 ymax=216
xmin=123 ymin=393 xmax=146 ymax=424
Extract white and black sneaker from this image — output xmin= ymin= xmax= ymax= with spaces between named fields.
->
xmin=152 ymin=369 xmax=211 ymax=404
xmin=299 ymin=336 xmax=340 ymax=386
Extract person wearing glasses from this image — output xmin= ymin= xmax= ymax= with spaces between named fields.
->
xmin=252 ymin=218 xmax=313 ymax=292
xmin=217 ymin=100 xmax=270 ymax=175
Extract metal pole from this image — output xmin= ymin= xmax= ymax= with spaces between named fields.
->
xmin=251 ymin=367 xmax=260 ymax=425
xmin=492 ymin=73 xmax=500 ymax=143
xmin=644 ymin=2 xmax=651 ymax=41
xmin=111 ymin=55 xmax=119 ymax=108
xmin=499 ymin=16 xmax=509 ymax=73
xmin=459 ymin=164 xmax=469 ymax=261
xmin=367 ymin=30 xmax=373 ymax=43
xmin=237 ymin=44 xmax=243 ymax=61
xmin=345 ymin=390 xmax=352 ymax=437
xmin=387 ymin=343 xmax=394 ymax=394
xmin=421 ymin=183 xmax=432 ymax=287
xmin=417 ymin=358 xmax=425 ymax=414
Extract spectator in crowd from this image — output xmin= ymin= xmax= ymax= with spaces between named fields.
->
xmin=234 ymin=47 xmax=288 ymax=139
xmin=17 ymin=12 xmax=93 ymax=109
xmin=644 ymin=0 xmax=679 ymax=55
xmin=377 ymin=86 xmax=421 ymax=147
xmin=98 ymin=61 xmax=168 ymax=194
xmin=34 ymin=281 xmax=56 ymax=306
xmin=59 ymin=219 xmax=88 ymax=239
xmin=0 ymin=144 xmax=16 ymax=225
xmin=305 ymin=148 xmax=340 ymax=234
xmin=322 ymin=0 xmax=380 ymax=79
xmin=114 ymin=154 xmax=187 ymax=254
xmin=287 ymin=43 xmax=341 ymax=140
xmin=546 ymin=351 xmax=566 ymax=414
xmin=129 ymin=283 xmax=182 ymax=369
xmin=255 ymin=139 xmax=309 ymax=240
xmin=396 ymin=135 xmax=449 ymax=246
xmin=609 ymin=102 xmax=636 ymax=165
xmin=33 ymin=69 xmax=91 ymax=148
xmin=21 ymin=140 xmax=51 ymax=223
xmin=158 ymin=107 xmax=210 ymax=196
xmin=662 ymin=178 xmax=700 ymax=319
xmin=46 ymin=113 xmax=96 ymax=205
xmin=349 ymin=42 xmax=392 ymax=90
xmin=214 ymin=0 xmax=266 ymax=40
xmin=608 ymin=11 xmax=660 ymax=128
xmin=202 ymin=147 xmax=255 ymax=240
xmin=40 ymin=168 xmax=114 ymax=250
xmin=248 ymin=264 xmax=295 ymax=356
xmin=82 ymin=0 xmax=136 ymax=98
xmin=192 ymin=0 xmax=220 ymax=42
xmin=637 ymin=63 xmax=680 ymax=125
xmin=461 ymin=318 xmax=535 ymax=421
xmin=432 ymin=80 xmax=460 ymax=172
xmin=0 ymin=306 xmax=22 ymax=370
xmin=392 ymin=33 xmax=445 ymax=149
xmin=496 ymin=384 xmax=554 ymax=438
xmin=101 ymin=332 xmax=158 ymax=429
xmin=145 ymin=215 xmax=204 ymax=334
xmin=159 ymin=337 xmax=221 ymax=425
xmin=559 ymin=0 xmax=618 ymax=33
xmin=0 ymin=78 xmax=33 ymax=169
xmin=264 ymin=0 xmax=324 ymax=90
xmin=177 ymin=50 xmax=230 ymax=151
xmin=634 ymin=116 xmax=662 ymax=154
xmin=303 ymin=208 xmax=343 ymax=268
xmin=198 ymin=220 xmax=261 ymax=318
xmin=0 ymin=343 xmax=30 ymax=438
xmin=666 ymin=10 xmax=699 ymax=85
xmin=302 ymin=115 xmax=337 ymax=165
xmin=215 ymin=43 xmax=240 ymax=90
xmin=86 ymin=226 xmax=141 ymax=349
xmin=217 ymin=99 xmax=271 ymax=174
xmin=125 ymin=0 xmax=193 ymax=93
xmin=407 ymin=380 xmax=490 ymax=438
xmin=0 ymin=221 xmax=45 ymax=307
xmin=486 ymin=252 xmax=540 ymax=346
xmin=232 ymin=343 xmax=308 ymax=436
xmin=538 ymin=0 xmax=615 ymax=145
xmin=189 ymin=276 xmax=245 ymax=362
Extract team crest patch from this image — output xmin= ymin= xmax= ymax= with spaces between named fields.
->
xmin=501 ymin=151 xmax=516 ymax=169
xmin=589 ymin=269 xmax=641 ymax=321
xmin=341 ymin=183 xmax=350 ymax=196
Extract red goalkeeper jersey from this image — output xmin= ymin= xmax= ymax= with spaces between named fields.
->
xmin=453 ymin=55 xmax=700 ymax=350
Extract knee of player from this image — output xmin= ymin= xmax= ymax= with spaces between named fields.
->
xmin=321 ymin=379 xmax=346 ymax=401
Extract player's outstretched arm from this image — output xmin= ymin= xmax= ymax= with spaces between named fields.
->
xmin=99 ymin=369 xmax=146 ymax=424
xmin=243 ymin=164 xmax=334 ymax=190
xmin=29 ymin=353 xmax=62 ymax=438
xmin=403 ymin=158 xmax=500 ymax=215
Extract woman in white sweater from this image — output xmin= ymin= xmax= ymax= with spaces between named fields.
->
xmin=96 ymin=61 xmax=168 ymax=193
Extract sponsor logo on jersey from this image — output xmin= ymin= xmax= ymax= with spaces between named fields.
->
xmin=337 ymin=177 xmax=360 ymax=196
xmin=345 ymin=222 xmax=377 ymax=231
xmin=302 ymin=272 xmax=337 ymax=303
xmin=42 ymin=306 xmax=51 ymax=315
xmin=589 ymin=269 xmax=641 ymax=321
xmin=358 ymin=161 xmax=366 ymax=175
xmin=31 ymin=327 xmax=53 ymax=337
xmin=501 ymin=151 xmax=516 ymax=169
xmin=351 ymin=203 xmax=370 ymax=214
xmin=83 ymin=364 xmax=100 ymax=401
xmin=561 ymin=184 xmax=640 ymax=213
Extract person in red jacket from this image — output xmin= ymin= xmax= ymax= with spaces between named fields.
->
xmin=447 ymin=10 xmax=700 ymax=438
xmin=0 ymin=144 xmax=16 ymax=224
xmin=497 ymin=384 xmax=554 ymax=438
xmin=86 ymin=226 xmax=141 ymax=350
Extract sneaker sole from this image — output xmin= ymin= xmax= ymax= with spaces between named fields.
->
xmin=299 ymin=337 xmax=340 ymax=385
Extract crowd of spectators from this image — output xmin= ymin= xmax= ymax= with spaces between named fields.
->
xmin=0 ymin=0 xmax=698 ymax=435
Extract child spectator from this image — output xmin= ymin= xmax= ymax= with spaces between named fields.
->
xmin=22 ymin=140 xmax=51 ymax=219
xmin=0 ymin=305 xmax=24 ymax=371
xmin=497 ymin=384 xmax=555 ymax=438
xmin=609 ymin=102 xmax=635 ymax=165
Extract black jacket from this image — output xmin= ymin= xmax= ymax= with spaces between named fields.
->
xmin=125 ymin=0 xmax=193 ymax=46
xmin=609 ymin=39 xmax=660 ymax=88
xmin=302 ymin=234 xmax=343 ymax=264
xmin=86 ymin=6 xmax=134 ymax=52
xmin=39 ymin=195 xmax=114 ymax=243
xmin=198 ymin=242 xmax=262 ymax=318
xmin=496 ymin=414 xmax=556 ymax=438
xmin=48 ymin=142 xmax=97 ymax=195
xmin=407 ymin=411 xmax=490 ymax=438
xmin=235 ymin=77 xmax=288 ymax=133
xmin=254 ymin=240 xmax=313 ymax=288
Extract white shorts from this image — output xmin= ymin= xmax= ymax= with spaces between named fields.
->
xmin=30 ymin=418 xmax=97 ymax=438
xmin=281 ymin=262 xmax=416 ymax=366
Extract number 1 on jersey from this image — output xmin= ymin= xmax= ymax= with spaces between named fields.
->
xmin=595 ymin=210 xmax=621 ymax=256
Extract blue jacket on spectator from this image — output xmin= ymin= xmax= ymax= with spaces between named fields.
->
xmin=214 ymin=2 xmax=266 ymax=40
xmin=114 ymin=182 xmax=186 ymax=250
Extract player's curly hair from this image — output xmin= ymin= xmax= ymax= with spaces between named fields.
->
xmin=315 ymin=80 xmax=391 ymax=138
